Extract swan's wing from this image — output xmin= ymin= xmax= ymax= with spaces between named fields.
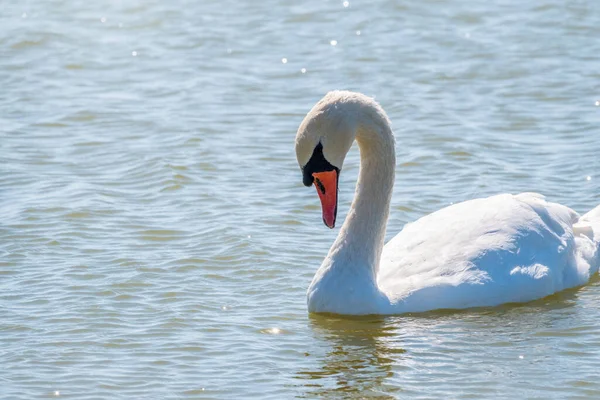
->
xmin=378 ymin=193 xmax=598 ymax=311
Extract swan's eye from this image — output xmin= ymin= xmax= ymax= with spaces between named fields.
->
xmin=315 ymin=178 xmax=326 ymax=195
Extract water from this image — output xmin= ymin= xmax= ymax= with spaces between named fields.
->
xmin=2 ymin=0 xmax=600 ymax=398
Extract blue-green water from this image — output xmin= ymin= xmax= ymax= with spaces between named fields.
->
xmin=2 ymin=0 xmax=600 ymax=398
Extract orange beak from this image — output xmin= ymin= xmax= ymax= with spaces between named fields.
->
xmin=312 ymin=170 xmax=338 ymax=229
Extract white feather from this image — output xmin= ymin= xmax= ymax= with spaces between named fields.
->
xmin=296 ymin=91 xmax=600 ymax=315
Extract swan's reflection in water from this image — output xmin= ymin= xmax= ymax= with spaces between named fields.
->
xmin=294 ymin=285 xmax=587 ymax=399
xmin=296 ymin=314 xmax=405 ymax=399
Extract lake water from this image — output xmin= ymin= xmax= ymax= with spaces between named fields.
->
xmin=2 ymin=0 xmax=600 ymax=398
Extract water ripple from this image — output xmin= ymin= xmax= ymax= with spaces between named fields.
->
xmin=2 ymin=0 xmax=600 ymax=398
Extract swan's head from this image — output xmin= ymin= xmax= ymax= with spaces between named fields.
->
xmin=295 ymin=91 xmax=359 ymax=228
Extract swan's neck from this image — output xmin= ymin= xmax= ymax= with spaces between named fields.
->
xmin=306 ymin=98 xmax=396 ymax=314
xmin=330 ymin=123 xmax=396 ymax=280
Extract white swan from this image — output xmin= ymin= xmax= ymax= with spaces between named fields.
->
xmin=295 ymin=90 xmax=600 ymax=315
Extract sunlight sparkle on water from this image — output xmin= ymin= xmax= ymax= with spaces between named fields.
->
xmin=4 ymin=1 xmax=600 ymax=398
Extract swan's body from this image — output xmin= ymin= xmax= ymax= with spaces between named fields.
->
xmin=296 ymin=91 xmax=600 ymax=315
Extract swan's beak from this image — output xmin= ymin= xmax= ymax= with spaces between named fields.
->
xmin=312 ymin=170 xmax=338 ymax=229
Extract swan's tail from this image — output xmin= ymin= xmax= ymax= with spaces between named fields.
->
xmin=573 ymin=204 xmax=600 ymax=278
xmin=577 ymin=205 xmax=600 ymax=242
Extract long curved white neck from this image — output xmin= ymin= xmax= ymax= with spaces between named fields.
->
xmin=326 ymin=119 xmax=396 ymax=281
xmin=303 ymin=93 xmax=397 ymax=314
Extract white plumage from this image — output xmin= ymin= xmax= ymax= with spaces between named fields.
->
xmin=296 ymin=91 xmax=600 ymax=315
xmin=379 ymin=192 xmax=598 ymax=313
